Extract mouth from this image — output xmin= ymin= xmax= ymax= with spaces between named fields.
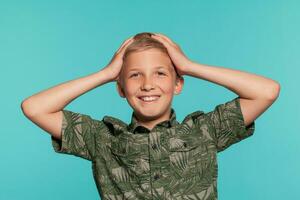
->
xmin=138 ymin=95 xmax=161 ymax=103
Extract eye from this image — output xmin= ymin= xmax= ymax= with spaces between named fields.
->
xmin=157 ymin=71 xmax=166 ymax=76
xmin=129 ymin=73 xmax=139 ymax=78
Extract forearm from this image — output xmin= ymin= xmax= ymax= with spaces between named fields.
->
xmin=185 ymin=62 xmax=280 ymax=100
xmin=21 ymin=68 xmax=112 ymax=116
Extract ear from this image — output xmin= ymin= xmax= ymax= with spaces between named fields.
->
xmin=116 ymin=80 xmax=126 ymax=98
xmin=174 ymin=76 xmax=184 ymax=95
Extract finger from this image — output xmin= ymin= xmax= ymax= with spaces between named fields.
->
xmin=152 ymin=34 xmax=174 ymax=47
xmin=116 ymin=37 xmax=134 ymax=54
xmin=120 ymin=36 xmax=134 ymax=49
xmin=153 ymin=33 xmax=174 ymax=45
xmin=152 ymin=35 xmax=174 ymax=50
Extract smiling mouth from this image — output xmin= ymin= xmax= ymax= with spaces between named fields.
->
xmin=138 ymin=95 xmax=160 ymax=102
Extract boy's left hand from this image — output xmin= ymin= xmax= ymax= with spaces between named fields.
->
xmin=151 ymin=33 xmax=193 ymax=76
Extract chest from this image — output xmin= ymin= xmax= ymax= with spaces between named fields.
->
xmin=102 ymin=125 xmax=217 ymax=181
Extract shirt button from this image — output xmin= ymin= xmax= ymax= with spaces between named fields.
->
xmin=152 ymin=144 xmax=158 ymax=149
xmin=121 ymin=148 xmax=126 ymax=153
xmin=153 ymin=173 xmax=160 ymax=180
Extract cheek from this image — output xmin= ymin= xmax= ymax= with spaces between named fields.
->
xmin=158 ymin=80 xmax=176 ymax=94
xmin=124 ymin=81 xmax=139 ymax=95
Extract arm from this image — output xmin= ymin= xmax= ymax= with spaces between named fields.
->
xmin=184 ymin=62 xmax=280 ymax=126
xmin=151 ymin=33 xmax=281 ymax=127
xmin=21 ymin=36 xmax=135 ymax=139
xmin=21 ymin=69 xmax=112 ymax=139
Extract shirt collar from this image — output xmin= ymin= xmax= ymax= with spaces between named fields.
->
xmin=127 ymin=107 xmax=179 ymax=133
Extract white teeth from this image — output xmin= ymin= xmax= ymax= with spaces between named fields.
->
xmin=140 ymin=96 xmax=159 ymax=102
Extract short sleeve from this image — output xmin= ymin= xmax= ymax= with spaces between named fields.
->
xmin=51 ymin=109 xmax=101 ymax=161
xmin=205 ymin=97 xmax=255 ymax=153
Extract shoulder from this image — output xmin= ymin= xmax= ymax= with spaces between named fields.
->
xmin=102 ymin=115 xmax=128 ymax=136
xmin=181 ymin=109 xmax=206 ymax=127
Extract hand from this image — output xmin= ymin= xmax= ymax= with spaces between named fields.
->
xmin=151 ymin=33 xmax=193 ymax=76
xmin=102 ymin=36 xmax=134 ymax=82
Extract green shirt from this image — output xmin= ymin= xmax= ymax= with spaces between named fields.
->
xmin=51 ymin=97 xmax=255 ymax=200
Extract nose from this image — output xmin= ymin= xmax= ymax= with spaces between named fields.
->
xmin=141 ymin=76 xmax=154 ymax=91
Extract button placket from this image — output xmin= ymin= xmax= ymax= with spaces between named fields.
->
xmin=153 ymin=173 xmax=160 ymax=180
xmin=148 ymin=131 xmax=164 ymax=185
xmin=151 ymin=143 xmax=158 ymax=150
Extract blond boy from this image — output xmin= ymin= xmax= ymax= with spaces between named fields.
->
xmin=21 ymin=32 xmax=280 ymax=199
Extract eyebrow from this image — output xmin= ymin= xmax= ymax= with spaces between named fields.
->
xmin=128 ymin=66 xmax=170 ymax=72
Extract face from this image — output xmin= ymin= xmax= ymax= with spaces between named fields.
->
xmin=117 ymin=48 xmax=184 ymax=122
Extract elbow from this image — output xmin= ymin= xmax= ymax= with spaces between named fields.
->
xmin=21 ymin=100 xmax=30 ymax=117
xmin=266 ymin=81 xmax=281 ymax=101
xmin=21 ymin=99 xmax=36 ymax=118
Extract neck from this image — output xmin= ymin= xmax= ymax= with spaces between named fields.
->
xmin=134 ymin=108 xmax=171 ymax=130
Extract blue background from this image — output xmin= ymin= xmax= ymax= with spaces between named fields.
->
xmin=1 ymin=0 xmax=298 ymax=199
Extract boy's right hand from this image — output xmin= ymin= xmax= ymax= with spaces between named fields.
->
xmin=102 ymin=36 xmax=134 ymax=82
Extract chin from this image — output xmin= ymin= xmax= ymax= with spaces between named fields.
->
xmin=137 ymin=105 xmax=169 ymax=120
xmin=140 ymin=108 xmax=161 ymax=116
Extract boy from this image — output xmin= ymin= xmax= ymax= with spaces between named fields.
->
xmin=21 ymin=32 xmax=280 ymax=199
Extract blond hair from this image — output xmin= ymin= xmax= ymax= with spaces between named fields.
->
xmin=119 ymin=32 xmax=181 ymax=86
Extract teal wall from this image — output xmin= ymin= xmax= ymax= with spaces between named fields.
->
xmin=1 ymin=0 xmax=298 ymax=199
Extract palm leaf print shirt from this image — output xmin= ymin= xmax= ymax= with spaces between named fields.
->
xmin=51 ymin=97 xmax=255 ymax=200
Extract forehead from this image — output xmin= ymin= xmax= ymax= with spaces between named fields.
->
xmin=123 ymin=49 xmax=172 ymax=71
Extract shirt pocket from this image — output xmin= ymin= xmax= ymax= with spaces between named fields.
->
xmin=168 ymin=136 xmax=200 ymax=178
xmin=109 ymin=135 xmax=129 ymax=157
xmin=109 ymin=135 xmax=142 ymax=169
xmin=168 ymin=136 xmax=198 ymax=152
